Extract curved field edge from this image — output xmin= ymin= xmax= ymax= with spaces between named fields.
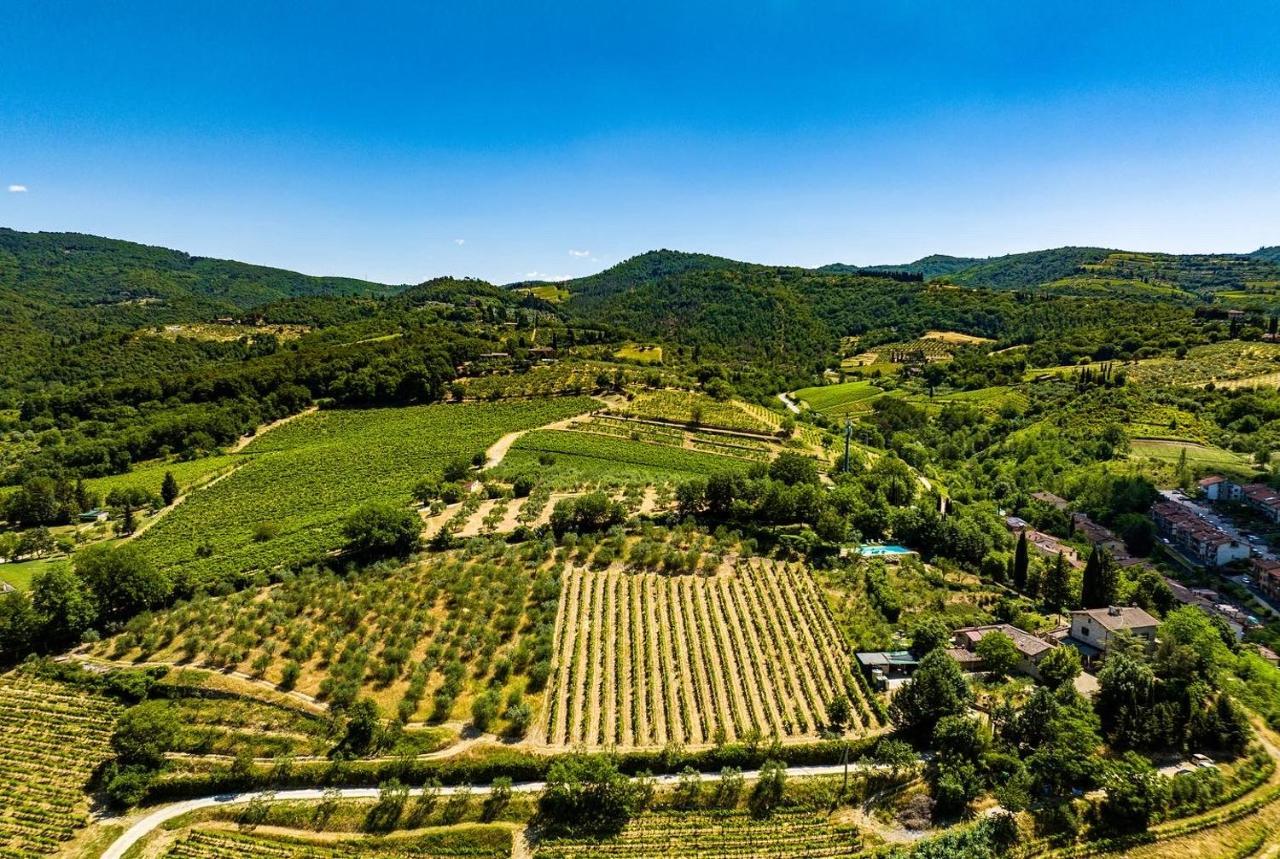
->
xmin=135 ymin=398 xmax=596 ymax=590
xmin=494 ymin=429 xmax=753 ymax=483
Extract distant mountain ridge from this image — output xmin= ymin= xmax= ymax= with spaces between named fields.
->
xmin=4 ymin=228 xmax=1278 ymax=383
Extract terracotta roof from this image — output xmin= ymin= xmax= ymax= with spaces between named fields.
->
xmin=1198 ymin=476 xmax=1226 ymax=486
xmin=945 ymin=647 xmax=983 ymax=666
xmin=1252 ymin=557 xmax=1280 ymax=574
xmin=1244 ymin=484 xmax=1280 ymax=509
xmin=954 ymin=623 xmax=1056 ymax=659
xmin=1074 ymin=606 xmax=1159 ymax=632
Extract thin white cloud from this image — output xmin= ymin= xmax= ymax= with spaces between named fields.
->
xmin=7 ymin=184 xmax=27 ymax=193
xmin=524 ymin=271 xmax=572 ymax=282
xmin=453 ymin=238 xmax=465 ymax=246
xmin=568 ymin=249 xmax=590 ymax=257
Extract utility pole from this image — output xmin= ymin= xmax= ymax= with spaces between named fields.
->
xmin=843 ymin=418 xmax=853 ymax=473
xmin=841 ymin=739 xmax=850 ymax=796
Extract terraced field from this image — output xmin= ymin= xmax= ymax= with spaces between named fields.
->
xmin=544 ymin=559 xmax=878 ymax=749
xmin=1126 ymin=342 xmax=1280 ymax=387
xmin=457 ymin=361 xmax=669 ymax=400
xmin=162 ymin=824 xmax=513 ymax=858
xmin=537 ymin=808 xmax=859 ymax=857
xmin=563 ymin=416 xmax=777 ymax=463
xmin=1216 ymin=370 xmax=1280 ymax=390
xmin=0 ymin=672 xmax=121 ymax=856
xmin=610 ymin=391 xmax=778 ymax=434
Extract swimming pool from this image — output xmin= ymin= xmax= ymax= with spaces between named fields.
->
xmin=858 ymin=544 xmax=915 ymax=557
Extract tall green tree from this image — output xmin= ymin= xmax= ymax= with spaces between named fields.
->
xmin=1042 ymin=551 xmax=1072 ymax=614
xmin=1096 ymin=652 xmax=1158 ymax=750
xmin=160 ymin=471 xmax=180 ymax=507
xmin=890 ymin=649 xmax=974 ymax=742
xmin=341 ymin=502 xmax=422 ymax=558
xmin=1080 ymin=544 xmax=1117 ymax=609
xmin=30 ymin=563 xmax=98 ymax=643
xmin=1012 ymin=530 xmax=1029 ymax=592
xmin=540 ymin=753 xmax=639 ymax=835
xmin=976 ymin=631 xmax=1020 ymax=678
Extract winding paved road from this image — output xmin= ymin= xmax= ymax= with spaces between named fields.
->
xmin=100 ymin=762 xmax=880 ymax=859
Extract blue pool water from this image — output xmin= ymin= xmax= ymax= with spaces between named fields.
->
xmin=858 ymin=544 xmax=914 ymax=557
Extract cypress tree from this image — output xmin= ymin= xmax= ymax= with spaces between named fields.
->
xmin=1080 ymin=544 xmax=1117 ymax=609
xmin=1013 ymin=530 xmax=1029 ymax=592
xmin=161 ymin=471 xmax=180 ymax=507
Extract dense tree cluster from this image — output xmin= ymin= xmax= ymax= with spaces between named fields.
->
xmin=0 ymin=543 xmax=172 ymax=663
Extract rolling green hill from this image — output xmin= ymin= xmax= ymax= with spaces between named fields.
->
xmin=0 ymin=228 xmax=407 ymax=385
xmin=939 ymin=246 xmax=1113 ymax=290
xmin=0 ymin=228 xmax=400 ymax=311
xmin=560 ymin=249 xmax=751 ymax=301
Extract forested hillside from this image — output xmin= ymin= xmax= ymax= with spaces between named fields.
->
xmin=0 ymin=229 xmax=404 ymax=387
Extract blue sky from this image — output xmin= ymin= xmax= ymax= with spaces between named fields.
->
xmin=2 ymin=1 xmax=1279 ymax=284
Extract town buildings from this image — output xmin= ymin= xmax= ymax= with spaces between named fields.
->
xmin=1151 ymin=500 xmax=1250 ymax=568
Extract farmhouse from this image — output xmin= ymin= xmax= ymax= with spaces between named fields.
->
xmin=1031 ymin=491 xmax=1070 ymax=511
xmin=1151 ymin=500 xmax=1250 ymax=568
xmin=950 ymin=623 xmax=1057 ymax=680
xmin=1068 ymin=606 xmax=1159 ymax=657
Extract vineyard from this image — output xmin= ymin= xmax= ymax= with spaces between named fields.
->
xmin=565 ymin=415 xmax=782 ymax=464
xmin=791 ymin=380 xmax=885 ymax=415
xmin=496 ymin=430 xmax=753 ymax=487
xmin=136 ymin=398 xmax=594 ymax=590
xmin=608 ymin=391 xmax=779 ymax=434
xmin=543 ymin=558 xmax=878 ymax=749
xmin=162 ymin=824 xmax=513 ymax=858
xmin=149 ymin=678 xmax=335 ymax=758
xmin=97 ymin=543 xmax=563 ymax=725
xmin=903 ymin=385 xmax=1029 ymax=415
xmin=85 ymin=453 xmax=243 ymax=503
xmin=537 ymin=808 xmax=859 ymax=858
xmin=0 ymin=672 xmax=121 ymax=856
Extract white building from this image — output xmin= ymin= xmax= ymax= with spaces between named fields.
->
xmin=1069 ymin=606 xmax=1158 ymax=656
